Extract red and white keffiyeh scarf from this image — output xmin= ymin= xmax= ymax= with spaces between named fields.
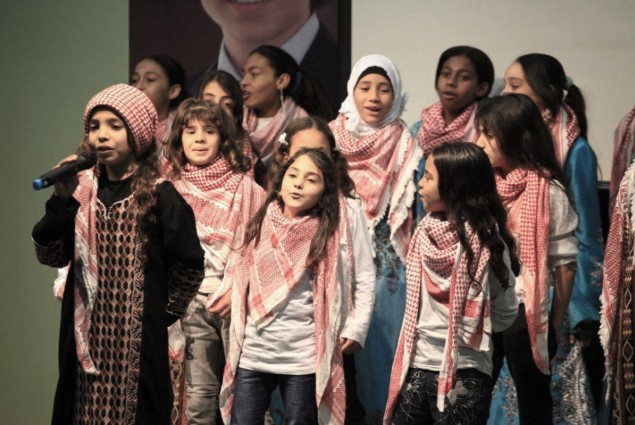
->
xmin=72 ymin=167 xmax=101 ymax=374
xmin=330 ymin=113 xmax=421 ymax=261
xmin=385 ymin=213 xmax=492 ymax=421
xmin=601 ymin=161 xmax=635 ymax=372
xmin=610 ymin=106 xmax=635 ymax=208
xmin=220 ymin=200 xmax=352 ymax=425
xmin=168 ymin=157 xmax=264 ymax=359
xmin=496 ymin=168 xmax=551 ymax=374
xmin=243 ymin=97 xmax=308 ymax=162
xmin=416 ymin=101 xmax=478 ymax=158
xmin=543 ymin=104 xmax=580 ymax=168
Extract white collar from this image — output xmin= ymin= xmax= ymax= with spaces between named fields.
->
xmin=216 ymin=13 xmax=319 ymax=80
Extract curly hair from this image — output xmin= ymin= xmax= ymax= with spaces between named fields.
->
xmin=164 ymin=99 xmax=251 ymax=178
xmin=87 ymin=106 xmax=161 ymax=262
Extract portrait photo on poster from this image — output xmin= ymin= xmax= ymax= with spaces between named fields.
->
xmin=129 ymin=0 xmax=351 ymax=110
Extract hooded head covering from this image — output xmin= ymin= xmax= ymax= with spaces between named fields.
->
xmin=338 ymin=54 xmax=407 ymax=136
xmin=83 ymin=84 xmax=158 ymax=157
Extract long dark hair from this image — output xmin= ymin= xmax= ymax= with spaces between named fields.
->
xmin=88 ymin=106 xmax=161 ymax=261
xmin=268 ymin=116 xmax=355 ymax=197
xmin=165 ymin=99 xmax=250 ymax=177
xmin=137 ymin=54 xmax=189 ymax=111
xmin=515 ymin=53 xmax=588 ymax=139
xmin=248 ymin=45 xmax=334 ymax=120
xmin=432 ymin=142 xmax=520 ymax=286
xmin=435 ymin=46 xmax=495 ymax=100
xmin=194 ymin=70 xmax=245 ymax=136
xmin=475 ymin=94 xmax=567 ymax=187
xmin=243 ymin=148 xmax=340 ymax=269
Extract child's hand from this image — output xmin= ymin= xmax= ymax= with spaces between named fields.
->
xmin=56 ymin=282 xmax=65 ymax=300
xmin=339 ymin=337 xmax=362 ymax=354
xmin=53 ymin=155 xmax=80 ymax=199
xmin=208 ymin=290 xmax=232 ymax=319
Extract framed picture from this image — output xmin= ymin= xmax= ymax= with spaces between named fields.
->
xmin=130 ymin=0 xmax=350 ymax=109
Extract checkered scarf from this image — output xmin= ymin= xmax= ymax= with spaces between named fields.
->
xmin=496 ymin=168 xmax=551 ymax=374
xmin=601 ymin=162 xmax=635 ymax=370
xmin=330 ymin=113 xmax=421 ymax=261
xmin=543 ymin=104 xmax=580 ymax=168
xmin=415 ymin=101 xmax=478 ymax=157
xmin=72 ymin=167 xmax=101 ymax=374
xmin=172 ymin=156 xmax=264 ymax=276
xmin=220 ymin=199 xmax=352 ymax=424
xmin=83 ymin=84 xmax=158 ymax=157
xmin=243 ymin=97 xmax=308 ymax=161
xmin=384 ymin=213 xmax=491 ymax=420
xmin=610 ymin=106 xmax=635 ymax=210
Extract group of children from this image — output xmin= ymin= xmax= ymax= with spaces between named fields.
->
xmin=34 ymin=43 xmax=632 ymax=425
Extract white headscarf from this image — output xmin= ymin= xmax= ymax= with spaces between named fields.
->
xmin=338 ymin=54 xmax=408 ymax=137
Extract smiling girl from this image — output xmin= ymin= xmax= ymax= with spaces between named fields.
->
xmin=218 ymin=148 xmax=353 ymax=425
xmin=330 ymin=54 xmax=422 ymax=422
xmin=32 ymin=84 xmax=204 ymax=425
xmin=195 ymin=70 xmax=256 ymax=177
xmin=164 ymin=99 xmax=265 ymax=424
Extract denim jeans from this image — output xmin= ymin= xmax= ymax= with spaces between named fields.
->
xmin=392 ymin=367 xmax=491 ymax=425
xmin=231 ymin=368 xmax=317 ymax=425
xmin=182 ymin=294 xmax=229 ymax=425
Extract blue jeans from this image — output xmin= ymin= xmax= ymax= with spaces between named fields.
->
xmin=231 ymin=368 xmax=317 ymax=425
xmin=392 ymin=367 xmax=491 ymax=425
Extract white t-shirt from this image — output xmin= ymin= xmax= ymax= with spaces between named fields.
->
xmin=411 ymin=247 xmax=518 ymax=375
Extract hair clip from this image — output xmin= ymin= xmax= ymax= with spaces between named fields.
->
xmin=277 ymin=132 xmax=288 ymax=146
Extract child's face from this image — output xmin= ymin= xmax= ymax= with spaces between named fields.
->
xmin=182 ymin=119 xmax=221 ymax=166
xmin=88 ymin=110 xmax=135 ymax=170
xmin=288 ymin=128 xmax=331 ymax=158
xmin=131 ymin=59 xmax=179 ymax=118
xmin=418 ymin=155 xmax=443 ymax=213
xmin=502 ymin=62 xmax=544 ymax=112
xmin=202 ymin=81 xmax=235 ymax=118
xmin=436 ymin=55 xmax=488 ymax=116
xmin=476 ymin=127 xmax=509 ymax=171
xmin=353 ymin=73 xmax=394 ymax=126
xmin=241 ymin=53 xmax=287 ymax=118
xmin=280 ymin=154 xmax=326 ymax=218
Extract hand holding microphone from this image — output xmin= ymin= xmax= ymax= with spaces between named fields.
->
xmin=33 ymin=151 xmax=97 ymax=197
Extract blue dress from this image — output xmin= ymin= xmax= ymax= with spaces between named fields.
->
xmin=355 ymin=219 xmax=407 ymax=425
xmin=488 ymin=137 xmax=604 ymax=424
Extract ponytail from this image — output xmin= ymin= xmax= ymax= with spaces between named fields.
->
xmin=564 ymin=84 xmax=588 ymax=139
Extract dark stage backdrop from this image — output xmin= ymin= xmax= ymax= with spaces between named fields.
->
xmin=129 ymin=0 xmax=350 ymax=107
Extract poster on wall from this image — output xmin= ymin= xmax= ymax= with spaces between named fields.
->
xmin=129 ymin=0 xmax=350 ymax=109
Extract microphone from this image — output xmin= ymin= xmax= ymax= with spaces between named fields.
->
xmin=33 ymin=151 xmax=97 ymax=190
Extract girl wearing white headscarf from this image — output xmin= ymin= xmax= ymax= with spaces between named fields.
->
xmin=329 ymin=54 xmax=422 ymax=423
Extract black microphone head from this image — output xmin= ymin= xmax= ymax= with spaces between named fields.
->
xmin=77 ymin=150 xmax=97 ymax=167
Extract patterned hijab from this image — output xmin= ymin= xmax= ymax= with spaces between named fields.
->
xmin=331 ymin=55 xmax=421 ymax=260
